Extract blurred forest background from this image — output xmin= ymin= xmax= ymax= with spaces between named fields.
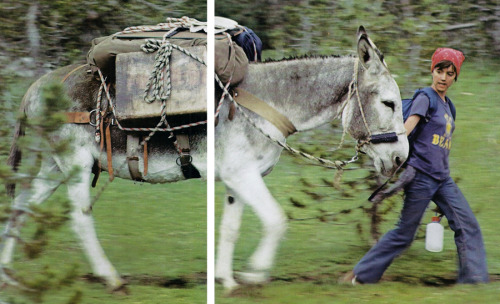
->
xmin=216 ymin=0 xmax=500 ymax=94
xmin=1 ymin=0 xmax=499 ymax=98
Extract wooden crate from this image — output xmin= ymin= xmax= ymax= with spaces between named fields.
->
xmin=115 ymin=46 xmax=206 ymax=120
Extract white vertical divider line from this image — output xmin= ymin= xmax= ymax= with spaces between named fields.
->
xmin=206 ymin=2 xmax=215 ymax=304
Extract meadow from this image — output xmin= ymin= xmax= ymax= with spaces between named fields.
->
xmin=2 ymin=178 xmax=207 ymax=304
xmin=0 ymin=59 xmax=499 ymax=304
xmin=214 ymin=62 xmax=500 ymax=303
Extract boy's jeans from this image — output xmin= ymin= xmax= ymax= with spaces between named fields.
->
xmin=354 ymin=168 xmax=489 ymax=284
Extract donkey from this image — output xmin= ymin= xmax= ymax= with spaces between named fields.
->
xmin=214 ymin=27 xmax=409 ymax=290
xmin=1 ymin=63 xmax=207 ymax=291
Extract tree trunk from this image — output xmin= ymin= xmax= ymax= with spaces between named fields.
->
xmin=26 ymin=2 xmax=42 ymax=76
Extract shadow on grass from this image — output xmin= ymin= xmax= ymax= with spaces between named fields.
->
xmin=81 ymin=272 xmax=207 ymax=288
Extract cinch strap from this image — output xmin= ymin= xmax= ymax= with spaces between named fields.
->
xmin=65 ymin=112 xmax=91 ymax=124
xmin=233 ymin=88 xmax=297 ymax=138
xmin=176 ymin=134 xmax=201 ymax=179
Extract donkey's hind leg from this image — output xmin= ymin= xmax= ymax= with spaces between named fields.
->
xmin=1 ymin=159 xmax=62 ymax=265
xmin=215 ymin=189 xmax=244 ymax=290
xmin=222 ymin=168 xmax=287 ymax=285
xmin=65 ymin=151 xmax=125 ymax=291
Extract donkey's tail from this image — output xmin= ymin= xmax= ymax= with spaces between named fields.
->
xmin=6 ymin=104 xmax=27 ymax=198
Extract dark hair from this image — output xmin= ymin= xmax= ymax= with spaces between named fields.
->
xmin=434 ymin=60 xmax=458 ymax=80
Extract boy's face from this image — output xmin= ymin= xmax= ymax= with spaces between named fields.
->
xmin=431 ymin=65 xmax=456 ymax=95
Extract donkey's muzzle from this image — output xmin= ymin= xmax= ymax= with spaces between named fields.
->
xmin=369 ymin=132 xmax=398 ymax=144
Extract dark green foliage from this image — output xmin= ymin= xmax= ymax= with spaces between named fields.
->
xmin=13 ymin=263 xmax=79 ymax=303
xmin=284 ymin=120 xmax=404 ymax=244
xmin=65 ymin=290 xmax=83 ymax=304
xmin=0 ymin=0 xmax=207 ymax=67
xmin=0 ymin=82 xmax=79 ymax=303
xmin=22 ymin=200 xmax=71 ymax=260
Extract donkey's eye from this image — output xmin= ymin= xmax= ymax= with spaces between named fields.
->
xmin=382 ymin=101 xmax=395 ymax=111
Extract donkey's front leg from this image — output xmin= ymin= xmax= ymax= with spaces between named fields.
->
xmin=215 ymin=189 xmax=244 ymax=290
xmin=223 ymin=169 xmax=288 ymax=285
xmin=66 ymin=155 xmax=125 ymax=291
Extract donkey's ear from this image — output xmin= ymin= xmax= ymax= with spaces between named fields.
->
xmin=357 ymin=27 xmax=386 ymax=70
xmin=357 ymin=26 xmax=367 ymax=39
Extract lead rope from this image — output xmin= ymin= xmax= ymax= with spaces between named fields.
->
xmin=215 ymin=59 xmax=367 ymax=171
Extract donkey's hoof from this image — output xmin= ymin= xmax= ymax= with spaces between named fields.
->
xmin=215 ymin=276 xmax=239 ymax=294
xmin=235 ymin=270 xmax=269 ymax=284
xmin=222 ymin=284 xmax=239 ymax=297
xmin=108 ymin=277 xmax=129 ymax=295
xmin=223 ymin=284 xmax=264 ymax=297
xmin=110 ymin=283 xmax=130 ymax=295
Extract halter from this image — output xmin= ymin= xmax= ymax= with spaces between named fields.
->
xmin=343 ymin=60 xmax=405 ymax=152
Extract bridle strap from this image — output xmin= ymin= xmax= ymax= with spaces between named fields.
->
xmin=369 ymin=132 xmax=399 ymax=144
xmin=345 ymin=60 xmax=404 ymax=149
xmin=349 ymin=60 xmax=372 ymax=139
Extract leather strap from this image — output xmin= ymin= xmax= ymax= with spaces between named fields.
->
xmin=61 ymin=64 xmax=87 ymax=83
xmin=95 ymin=112 xmax=106 ymax=184
xmin=176 ymin=134 xmax=201 ymax=179
xmin=91 ymin=161 xmax=100 ymax=188
xmin=65 ymin=112 xmax=91 ymax=124
xmin=233 ymin=88 xmax=297 ymax=137
xmin=105 ymin=123 xmax=114 ymax=181
xmin=143 ymin=141 xmax=148 ymax=176
xmin=126 ymin=134 xmax=144 ymax=181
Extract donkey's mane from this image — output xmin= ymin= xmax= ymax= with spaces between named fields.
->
xmin=259 ymin=54 xmax=354 ymax=64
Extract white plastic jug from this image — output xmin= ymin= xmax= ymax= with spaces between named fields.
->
xmin=425 ymin=216 xmax=444 ymax=252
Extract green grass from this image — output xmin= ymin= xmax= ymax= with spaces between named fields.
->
xmin=2 ymin=176 xmax=207 ymax=304
xmin=2 ymin=62 xmax=500 ymax=303
xmin=215 ymin=63 xmax=500 ymax=303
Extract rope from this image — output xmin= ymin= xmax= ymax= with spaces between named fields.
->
xmin=87 ymin=18 xmax=210 ymax=201
xmin=95 ymin=84 xmax=103 ymax=143
xmin=91 ymin=16 xmax=209 ymax=141
xmin=142 ymin=31 xmax=177 ymax=104
xmin=141 ymin=38 xmax=206 ymax=102
xmin=214 ymin=66 xmax=360 ymax=170
xmin=93 ymin=41 xmax=208 ymax=135
xmin=112 ymin=16 xmax=203 ymax=37
xmin=351 ymin=61 xmax=372 ymax=138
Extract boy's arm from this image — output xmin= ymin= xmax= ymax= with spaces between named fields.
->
xmin=404 ymin=115 xmax=421 ymax=136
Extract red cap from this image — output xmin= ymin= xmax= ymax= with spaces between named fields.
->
xmin=431 ymin=216 xmax=441 ymax=222
xmin=431 ymin=48 xmax=465 ymax=77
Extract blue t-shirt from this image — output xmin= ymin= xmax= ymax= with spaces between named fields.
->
xmin=406 ymin=90 xmax=456 ymax=180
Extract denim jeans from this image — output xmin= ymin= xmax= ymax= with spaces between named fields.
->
xmin=353 ymin=168 xmax=489 ymax=284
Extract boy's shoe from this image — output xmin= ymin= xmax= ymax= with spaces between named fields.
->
xmin=339 ymin=271 xmax=363 ymax=285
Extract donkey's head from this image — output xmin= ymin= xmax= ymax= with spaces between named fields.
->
xmin=342 ymin=26 xmax=409 ymax=177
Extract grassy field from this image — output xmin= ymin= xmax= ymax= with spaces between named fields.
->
xmin=2 ymin=177 xmax=207 ymax=304
xmin=1 ymin=61 xmax=499 ymax=304
xmin=214 ymin=62 xmax=500 ymax=303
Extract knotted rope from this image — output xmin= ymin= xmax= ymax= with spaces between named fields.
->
xmin=141 ymin=36 xmax=207 ymax=103
xmin=94 ymin=20 xmax=208 ymax=148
